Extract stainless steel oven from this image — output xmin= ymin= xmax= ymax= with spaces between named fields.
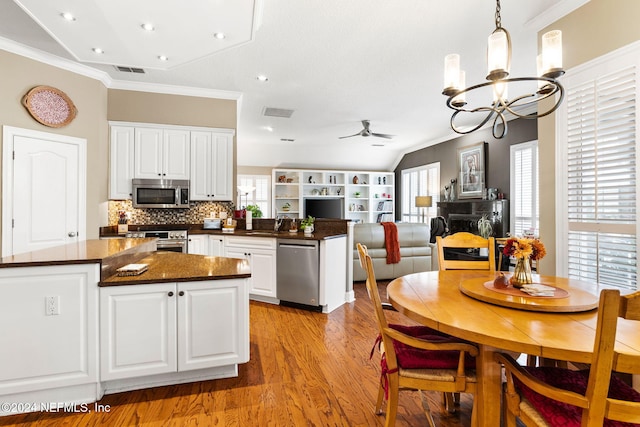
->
xmin=126 ymin=230 xmax=188 ymax=253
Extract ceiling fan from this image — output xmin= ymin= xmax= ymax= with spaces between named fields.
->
xmin=339 ymin=120 xmax=394 ymax=139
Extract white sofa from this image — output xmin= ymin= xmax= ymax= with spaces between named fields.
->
xmin=352 ymin=222 xmax=438 ymax=281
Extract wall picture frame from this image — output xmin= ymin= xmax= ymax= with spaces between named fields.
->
xmin=457 ymin=142 xmax=486 ymax=199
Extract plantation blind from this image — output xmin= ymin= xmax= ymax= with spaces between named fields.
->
xmin=564 ymin=64 xmax=637 ymax=290
xmin=510 ymin=142 xmax=538 ymax=237
xmin=401 ymin=163 xmax=439 ymax=223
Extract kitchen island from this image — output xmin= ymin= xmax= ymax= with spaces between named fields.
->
xmin=0 ymin=239 xmax=250 ymax=416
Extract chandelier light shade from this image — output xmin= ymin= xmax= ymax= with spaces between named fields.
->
xmin=442 ymin=0 xmax=565 ymax=139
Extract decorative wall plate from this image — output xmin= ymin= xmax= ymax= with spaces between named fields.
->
xmin=22 ymin=85 xmax=77 ymax=128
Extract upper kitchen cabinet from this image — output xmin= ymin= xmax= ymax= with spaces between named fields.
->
xmin=134 ymin=127 xmax=190 ymax=180
xmin=109 ymin=125 xmax=135 ymax=200
xmin=190 ymin=130 xmax=235 ymax=201
xmin=108 ymin=123 xmax=235 ymax=201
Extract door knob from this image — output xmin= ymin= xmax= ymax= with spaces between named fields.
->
xmin=68 ymin=232 xmax=76 ymax=237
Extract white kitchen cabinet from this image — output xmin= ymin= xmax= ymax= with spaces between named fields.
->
xmin=187 ymin=234 xmax=208 ymax=255
xmin=134 ymin=127 xmax=190 ymax=180
xmin=109 ymin=125 xmax=135 ymax=199
xmin=224 ymin=236 xmax=277 ymax=302
xmin=190 ymin=130 xmax=235 ymax=201
xmin=188 ymin=235 xmax=224 ymax=256
xmin=100 ymin=279 xmax=249 ymax=381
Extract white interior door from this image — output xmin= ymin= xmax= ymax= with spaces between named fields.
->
xmin=2 ymin=126 xmax=86 ymax=256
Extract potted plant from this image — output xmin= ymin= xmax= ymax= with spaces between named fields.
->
xmin=281 ymin=202 xmax=291 ymax=212
xmin=477 ymin=215 xmax=493 ymax=256
xmin=354 ymin=191 xmax=361 ymax=198
xmin=300 ymin=215 xmax=315 ymax=235
xmin=245 ymin=204 xmax=263 ymax=218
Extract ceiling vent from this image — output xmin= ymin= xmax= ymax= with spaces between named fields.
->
xmin=114 ymin=65 xmax=146 ymax=74
xmin=280 ymin=138 xmax=295 ymax=142
xmin=263 ymin=107 xmax=294 ymax=118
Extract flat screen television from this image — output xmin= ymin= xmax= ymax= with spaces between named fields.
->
xmin=305 ymin=198 xmax=343 ymax=219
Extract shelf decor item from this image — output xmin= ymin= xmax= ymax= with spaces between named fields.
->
xmin=22 ymin=85 xmax=77 ymax=128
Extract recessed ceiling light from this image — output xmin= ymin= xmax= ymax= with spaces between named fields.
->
xmin=92 ymin=47 xmax=104 ymax=54
xmin=256 ymin=75 xmax=269 ymax=82
xmin=158 ymin=55 xmax=169 ymax=61
xmin=141 ymin=23 xmax=155 ymax=31
xmin=213 ymin=32 xmax=226 ymax=40
xmin=263 ymin=126 xmax=274 ymax=132
xmin=61 ymin=12 xmax=76 ymax=21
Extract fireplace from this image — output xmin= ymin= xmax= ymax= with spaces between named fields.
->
xmin=437 ymin=200 xmax=509 ymax=238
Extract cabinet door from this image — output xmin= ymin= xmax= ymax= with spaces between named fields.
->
xmin=247 ymin=249 xmax=276 ymax=298
xmin=189 ymin=131 xmax=212 ymax=200
xmin=100 ymin=284 xmax=177 ymax=380
xmin=134 ymin=128 xmax=164 ymax=179
xmin=187 ymin=235 xmax=209 ymax=255
xmin=163 ymin=129 xmax=190 ymax=180
xmin=238 ymin=249 xmax=276 ymax=298
xmin=209 ymin=237 xmax=224 ymax=256
xmin=177 ymin=280 xmax=249 ymax=371
xmin=109 ymin=125 xmax=135 ymax=199
xmin=210 ymin=133 xmax=233 ymax=201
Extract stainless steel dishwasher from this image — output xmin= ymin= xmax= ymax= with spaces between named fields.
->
xmin=277 ymin=239 xmax=320 ymax=311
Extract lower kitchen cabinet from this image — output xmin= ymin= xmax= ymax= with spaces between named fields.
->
xmin=188 ymin=234 xmax=224 ymax=256
xmin=100 ymin=279 xmax=249 ymax=381
xmin=224 ymin=236 xmax=277 ymax=303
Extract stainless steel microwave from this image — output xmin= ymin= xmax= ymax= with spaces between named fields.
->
xmin=132 ymin=179 xmax=190 ymax=209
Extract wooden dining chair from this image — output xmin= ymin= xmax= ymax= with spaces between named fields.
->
xmin=356 ymin=243 xmax=479 ymax=427
xmin=495 ymin=289 xmax=640 ymax=427
xmin=436 ymin=232 xmax=496 ymax=272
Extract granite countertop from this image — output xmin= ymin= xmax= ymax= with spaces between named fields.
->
xmin=0 ymin=238 xmax=158 ymax=279
xmin=187 ymin=228 xmax=346 ymax=240
xmin=100 ymin=251 xmax=251 ymax=286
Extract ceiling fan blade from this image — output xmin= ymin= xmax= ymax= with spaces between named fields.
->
xmin=371 ymin=133 xmax=394 ymax=139
xmin=339 ymin=132 xmax=363 ymax=139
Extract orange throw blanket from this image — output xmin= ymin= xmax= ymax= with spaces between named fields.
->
xmin=381 ymin=222 xmax=401 ymax=264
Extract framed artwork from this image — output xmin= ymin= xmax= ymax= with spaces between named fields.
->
xmin=457 ymin=142 xmax=486 ymax=198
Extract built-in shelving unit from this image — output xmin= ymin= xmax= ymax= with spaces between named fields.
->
xmin=272 ymin=169 xmax=394 ymax=223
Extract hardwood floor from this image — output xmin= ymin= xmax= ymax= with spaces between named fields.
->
xmin=0 ymin=282 xmax=474 ymax=426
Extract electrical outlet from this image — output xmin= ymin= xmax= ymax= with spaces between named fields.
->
xmin=45 ymin=296 xmax=60 ymax=316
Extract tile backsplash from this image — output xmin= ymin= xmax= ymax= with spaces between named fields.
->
xmin=108 ymin=200 xmax=235 ymax=225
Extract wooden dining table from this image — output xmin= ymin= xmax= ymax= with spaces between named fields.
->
xmin=386 ymin=270 xmax=640 ymax=427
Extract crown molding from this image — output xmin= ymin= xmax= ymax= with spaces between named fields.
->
xmin=524 ymin=0 xmax=591 ymax=32
xmin=0 ymin=36 xmax=243 ymax=101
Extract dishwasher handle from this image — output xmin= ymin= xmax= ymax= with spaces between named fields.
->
xmin=278 ymin=242 xmax=318 ymax=250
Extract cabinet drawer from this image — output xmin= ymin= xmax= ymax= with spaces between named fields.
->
xmin=224 ymin=236 xmax=276 ymax=250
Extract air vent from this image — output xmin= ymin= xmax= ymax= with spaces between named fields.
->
xmin=280 ymin=138 xmax=295 ymax=142
xmin=263 ymin=107 xmax=294 ymax=118
xmin=114 ymin=66 xmax=146 ymax=74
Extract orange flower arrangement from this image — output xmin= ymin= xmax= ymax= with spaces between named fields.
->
xmin=502 ymin=238 xmax=546 ymax=260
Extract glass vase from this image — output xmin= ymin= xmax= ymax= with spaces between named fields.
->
xmin=510 ymin=256 xmax=533 ymax=288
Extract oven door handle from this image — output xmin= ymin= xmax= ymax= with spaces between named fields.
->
xmin=157 ymin=241 xmax=187 ymax=249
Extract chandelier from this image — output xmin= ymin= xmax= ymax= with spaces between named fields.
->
xmin=442 ymin=0 xmax=565 ymax=139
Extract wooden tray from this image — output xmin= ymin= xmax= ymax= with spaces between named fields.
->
xmin=459 ymin=274 xmax=599 ymax=312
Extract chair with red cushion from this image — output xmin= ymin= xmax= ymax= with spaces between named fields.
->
xmin=357 ymin=243 xmax=479 ymax=427
xmin=495 ymin=289 xmax=640 ymax=427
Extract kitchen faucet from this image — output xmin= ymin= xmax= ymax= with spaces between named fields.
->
xmin=274 ymin=217 xmax=284 ymax=232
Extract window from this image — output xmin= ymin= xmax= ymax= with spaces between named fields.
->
xmin=557 ymin=43 xmax=640 ymax=291
xmin=510 ymin=141 xmax=539 ymax=237
xmin=401 ymin=163 xmax=440 ymax=223
xmin=237 ymin=175 xmax=271 ymax=217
